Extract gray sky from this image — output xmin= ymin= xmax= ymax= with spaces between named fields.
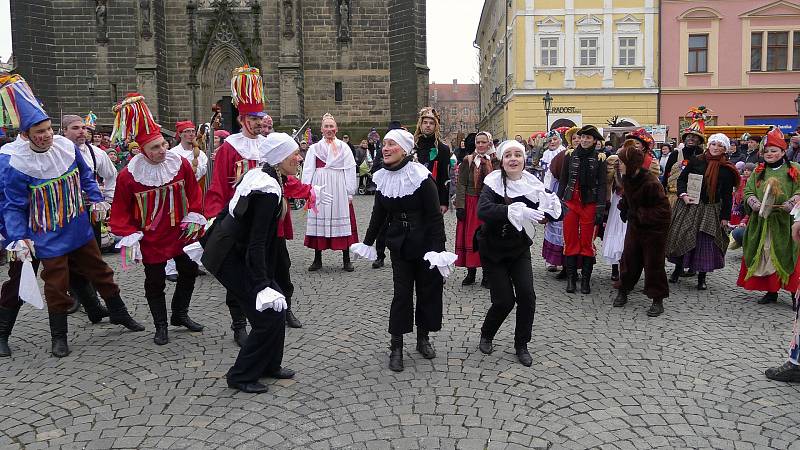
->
xmin=0 ymin=0 xmax=481 ymax=83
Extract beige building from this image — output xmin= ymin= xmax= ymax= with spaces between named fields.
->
xmin=476 ymin=0 xmax=660 ymax=139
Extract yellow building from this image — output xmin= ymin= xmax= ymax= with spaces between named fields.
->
xmin=476 ymin=0 xmax=660 ymax=139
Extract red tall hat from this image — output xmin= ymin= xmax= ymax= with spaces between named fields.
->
xmin=230 ymin=65 xmax=266 ymax=117
xmin=111 ymin=93 xmax=162 ymax=147
xmin=765 ymin=126 xmax=787 ymax=151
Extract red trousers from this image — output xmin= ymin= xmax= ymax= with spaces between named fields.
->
xmin=564 ymin=192 xmax=597 ymax=258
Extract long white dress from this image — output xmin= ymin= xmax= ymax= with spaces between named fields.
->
xmin=602 ymin=191 xmax=627 ymax=265
xmin=301 ymin=138 xmax=357 ymax=240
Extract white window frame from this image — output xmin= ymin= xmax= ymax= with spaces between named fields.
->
xmin=540 ymin=37 xmax=559 ymax=67
xmin=535 ymin=16 xmax=565 ymax=68
xmin=614 ymin=14 xmax=643 ymax=68
xmin=618 ymin=36 xmax=637 ymax=66
xmin=579 ymin=37 xmax=599 ymax=66
xmin=575 ymin=15 xmax=603 ymax=68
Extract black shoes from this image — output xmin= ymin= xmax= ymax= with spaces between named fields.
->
xmin=66 ymin=298 xmax=81 ymax=315
xmin=171 ymin=312 xmax=204 ymax=332
xmin=389 ymin=335 xmax=404 ymax=372
xmin=555 ymin=268 xmax=568 ymax=280
xmin=372 ymin=258 xmax=385 ymax=269
xmin=758 ymin=292 xmax=779 ymax=304
xmin=565 ymin=256 xmax=577 ymax=293
xmin=515 ymin=346 xmax=532 ymax=367
xmin=153 ymin=325 xmax=169 ymax=346
xmin=227 ymin=380 xmax=269 ymax=394
xmin=478 ymin=337 xmax=493 ymax=354
xmin=461 ymin=268 xmax=476 ymax=286
xmin=286 ymin=309 xmax=303 ymax=328
xmin=612 ymin=291 xmax=628 ymax=307
xmin=266 ymin=367 xmax=296 ymax=379
xmin=697 ymin=272 xmax=707 ymax=291
xmin=48 ymin=312 xmax=70 ymax=358
xmin=416 ymin=332 xmax=436 ymax=359
xmin=646 ymin=299 xmax=665 ymax=317
xmin=308 ymin=250 xmax=322 ymax=272
xmin=229 ymin=305 xmax=248 ymax=347
xmin=106 ymin=296 xmax=146 ymax=331
xmin=342 ymin=251 xmax=354 ymax=272
xmin=765 ymin=361 xmax=800 ymax=382
xmin=580 ymin=258 xmax=593 ymax=294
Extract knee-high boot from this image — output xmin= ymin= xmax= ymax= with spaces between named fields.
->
xmin=565 ymin=256 xmax=578 ymax=294
xmin=0 ymin=305 xmax=20 ymax=357
xmin=48 ymin=312 xmax=70 ymax=357
xmin=170 ymin=274 xmax=203 ymax=332
xmin=308 ymin=250 xmax=322 ymax=271
xmin=285 ymin=297 xmax=302 ymax=328
xmin=70 ymin=280 xmax=108 ymax=324
xmin=146 ymin=296 xmax=169 ymax=345
xmin=342 ymin=250 xmax=354 ymax=272
xmin=105 ymin=295 xmax=145 ymax=331
xmin=581 ymin=257 xmax=594 ymax=294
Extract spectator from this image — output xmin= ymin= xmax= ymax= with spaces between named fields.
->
xmin=658 ymin=143 xmax=672 ymax=180
xmin=788 ymin=133 xmax=800 ymax=163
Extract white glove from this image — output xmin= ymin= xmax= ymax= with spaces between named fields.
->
xmin=181 ymin=212 xmax=208 ymax=226
xmin=6 ymin=239 xmax=35 ymax=262
xmin=522 ymin=207 xmax=546 ymax=222
xmin=506 ymin=202 xmax=527 ymax=231
xmin=91 ymin=201 xmax=111 ymax=222
xmin=256 ymin=287 xmax=287 ymax=312
xmin=423 ymin=251 xmax=458 ymax=278
xmin=182 ymin=242 xmax=204 ymax=264
xmin=115 ymin=232 xmax=144 ymax=268
xmin=350 ymin=243 xmax=378 ymax=261
xmin=115 ymin=231 xmax=143 ymax=248
xmin=313 ymin=185 xmax=334 ymax=207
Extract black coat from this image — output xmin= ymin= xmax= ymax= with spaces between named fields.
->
xmin=415 ymin=135 xmax=451 ymax=207
xmin=676 ymin=157 xmax=737 ymax=220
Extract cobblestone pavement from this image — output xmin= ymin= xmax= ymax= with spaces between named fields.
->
xmin=1 ymin=195 xmax=800 ymax=449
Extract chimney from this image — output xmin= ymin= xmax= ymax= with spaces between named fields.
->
xmin=453 ymin=79 xmax=458 ymax=93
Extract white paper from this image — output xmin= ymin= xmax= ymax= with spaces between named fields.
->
xmin=19 ymin=261 xmax=43 ymax=309
xmin=686 ymin=174 xmax=703 ymax=205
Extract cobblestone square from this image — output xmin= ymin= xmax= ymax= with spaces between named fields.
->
xmin=1 ymin=195 xmax=799 ymax=449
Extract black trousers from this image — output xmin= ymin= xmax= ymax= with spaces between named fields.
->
xmin=274 ymin=238 xmax=294 ymax=301
xmin=216 ymin=252 xmax=285 ymax=384
xmin=143 ymin=253 xmax=198 ymax=311
xmin=389 ymin=253 xmax=443 ymax=335
xmin=480 ymin=250 xmax=536 ymax=347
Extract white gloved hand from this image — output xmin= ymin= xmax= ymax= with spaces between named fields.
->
xmin=181 ymin=212 xmax=208 ymax=226
xmin=256 ymin=287 xmax=286 ymax=312
xmin=91 ymin=201 xmax=111 ymax=222
xmin=522 ymin=207 xmax=546 ymax=222
xmin=6 ymin=239 xmax=35 ymax=262
xmin=115 ymin=232 xmax=144 ymax=248
xmin=350 ymin=243 xmax=378 ymax=261
xmin=313 ymin=185 xmax=334 ymax=207
xmin=506 ymin=202 xmax=527 ymax=231
xmin=423 ymin=251 xmax=458 ymax=278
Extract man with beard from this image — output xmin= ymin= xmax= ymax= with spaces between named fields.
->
xmin=205 ymin=66 xmax=268 ymax=346
xmin=557 ymin=125 xmax=607 ymax=294
xmin=413 ymin=108 xmax=451 ymax=213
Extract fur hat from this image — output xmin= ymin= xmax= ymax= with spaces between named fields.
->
xmin=414 ymin=107 xmax=441 ymax=144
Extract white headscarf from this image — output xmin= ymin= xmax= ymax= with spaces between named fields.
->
xmin=707 ymin=133 xmax=730 ymax=150
xmin=497 ymin=140 xmax=526 ymax=160
xmin=384 ymin=129 xmax=415 ymax=155
xmin=260 ymin=132 xmax=299 ymax=165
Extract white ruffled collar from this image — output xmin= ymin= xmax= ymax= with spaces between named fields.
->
xmin=373 ymin=160 xmax=430 ymax=198
xmin=226 ymin=133 xmax=266 ymax=161
xmin=0 ymin=136 xmax=30 ymax=156
xmin=484 ymin=170 xmax=562 ymax=219
xmin=9 ymin=135 xmax=77 ymax=179
xmin=126 ymin=151 xmax=183 ymax=187
xmin=228 ymin=168 xmax=282 ymax=217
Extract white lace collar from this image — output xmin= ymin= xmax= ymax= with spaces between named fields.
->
xmin=0 ymin=136 xmax=30 ymax=156
xmin=126 ymin=151 xmax=183 ymax=187
xmin=228 ymin=168 xmax=282 ymax=217
xmin=483 ymin=170 xmax=546 ymax=198
xmin=169 ymin=143 xmax=193 ymax=156
xmin=9 ymin=135 xmax=77 ymax=179
xmin=226 ymin=133 xmax=266 ymax=161
xmin=373 ymin=161 xmax=430 ymax=198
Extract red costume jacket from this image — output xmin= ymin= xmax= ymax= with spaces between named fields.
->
xmin=205 ymin=141 xmax=259 ymax=218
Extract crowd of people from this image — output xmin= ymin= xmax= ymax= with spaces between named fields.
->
xmin=2 ymin=66 xmax=800 ymax=394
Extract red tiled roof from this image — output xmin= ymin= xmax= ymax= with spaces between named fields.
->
xmin=429 ymin=83 xmax=479 ymax=103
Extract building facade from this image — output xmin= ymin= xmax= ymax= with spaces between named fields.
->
xmin=476 ymin=0 xmax=659 ymax=140
xmin=661 ymin=0 xmax=800 ymax=136
xmin=429 ymin=80 xmax=480 ymax=147
xmin=10 ymin=0 xmax=429 ymax=137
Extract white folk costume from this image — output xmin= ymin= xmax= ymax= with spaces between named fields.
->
xmin=0 ymin=74 xmax=144 ymax=358
xmin=476 ymin=140 xmax=562 ymax=367
xmin=302 ymin=117 xmax=359 ymax=252
xmin=109 ymin=94 xmax=206 ymax=345
xmin=350 ymin=129 xmax=455 ymax=372
xmin=540 ymin=130 xmax=567 ymax=269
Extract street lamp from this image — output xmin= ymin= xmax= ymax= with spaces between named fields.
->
xmin=542 ymin=91 xmax=553 ymax=130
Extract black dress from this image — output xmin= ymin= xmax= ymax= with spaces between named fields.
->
xmin=363 ymin=158 xmax=447 ymax=335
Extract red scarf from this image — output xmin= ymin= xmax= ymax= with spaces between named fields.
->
xmin=700 ymin=152 xmax=740 ymax=202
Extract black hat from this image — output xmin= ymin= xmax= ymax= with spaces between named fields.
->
xmin=464 ymin=132 xmax=477 ymax=153
xmin=747 ymin=135 xmax=762 ymax=143
xmin=575 ymin=125 xmax=603 ymax=142
xmin=387 ymin=120 xmax=403 ymax=132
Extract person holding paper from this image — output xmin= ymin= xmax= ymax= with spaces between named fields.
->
xmin=666 ymin=133 xmax=739 ymax=291
xmin=349 ymin=129 xmax=452 ymax=373
xmin=0 ymin=74 xmax=144 ymax=358
xmin=475 ymin=140 xmax=562 ymax=367
xmin=109 ymin=94 xmax=206 ymax=346
xmin=736 ymin=127 xmax=800 ymax=304
xmin=200 ymin=136 xmax=304 ymax=394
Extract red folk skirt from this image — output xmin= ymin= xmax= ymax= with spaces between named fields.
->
xmin=303 ymin=202 xmax=359 ymax=251
xmin=737 ymin=258 xmax=800 ymax=293
xmin=455 ymin=194 xmax=483 ymax=268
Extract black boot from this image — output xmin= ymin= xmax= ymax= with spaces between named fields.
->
xmin=70 ymin=281 xmax=108 ymax=324
xmin=66 ymin=297 xmax=81 ymax=315
xmin=766 ymin=361 xmax=800 ymax=382
xmin=416 ymin=330 xmax=435 ymax=359
xmin=515 ymin=345 xmax=533 ymax=367
xmin=0 ymin=305 xmax=20 ymax=357
xmin=229 ymin=304 xmax=248 ymax=347
xmin=170 ymin=272 xmax=204 ymax=332
xmin=389 ymin=335 xmax=403 ymax=372
xmin=555 ymin=267 xmax=568 ymax=280
xmin=758 ymin=292 xmax=779 ymax=304
xmin=371 ymin=257 xmax=385 ymax=269
xmin=669 ymin=263 xmax=683 ymax=283
xmin=461 ymin=268 xmax=476 ymax=286
xmin=478 ymin=336 xmax=493 ymax=354
xmin=612 ymin=290 xmax=628 ymax=307
xmin=580 ymin=258 xmax=594 ymax=294
xmin=147 ymin=296 xmax=169 ymax=345
xmin=285 ymin=298 xmax=302 ymax=329
xmin=565 ymin=256 xmax=577 ymax=294
xmin=308 ymin=250 xmax=322 ymax=271
xmin=48 ymin=312 xmax=70 ymax=357
xmin=646 ymin=299 xmax=665 ymax=317
xmin=697 ymin=272 xmax=707 ymax=291
xmin=342 ymin=250 xmax=354 ymax=272
xmin=611 ymin=264 xmax=619 ymax=281
xmin=105 ymin=295 xmax=146 ymax=331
